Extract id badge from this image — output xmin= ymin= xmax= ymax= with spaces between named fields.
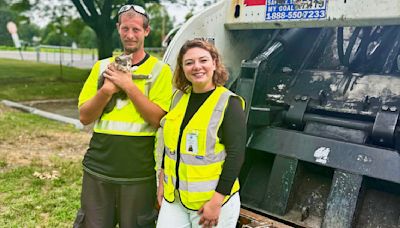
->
xmin=186 ymin=131 xmax=199 ymax=154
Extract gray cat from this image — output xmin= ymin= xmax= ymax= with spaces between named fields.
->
xmin=97 ymin=54 xmax=133 ymax=113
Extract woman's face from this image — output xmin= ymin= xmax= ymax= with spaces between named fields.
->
xmin=182 ymin=47 xmax=216 ymax=93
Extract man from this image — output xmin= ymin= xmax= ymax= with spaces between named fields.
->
xmin=74 ymin=4 xmax=173 ymax=228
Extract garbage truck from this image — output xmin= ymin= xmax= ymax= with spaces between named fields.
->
xmin=162 ymin=1 xmax=400 ymax=227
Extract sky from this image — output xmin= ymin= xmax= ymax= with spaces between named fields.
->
xmin=29 ymin=0 xmax=214 ymax=28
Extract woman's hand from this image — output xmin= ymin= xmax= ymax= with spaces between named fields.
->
xmin=198 ymin=192 xmax=225 ymax=227
xmin=157 ymin=169 xmax=165 ymax=207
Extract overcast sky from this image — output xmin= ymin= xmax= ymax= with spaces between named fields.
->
xmin=29 ymin=0 xmax=213 ymax=28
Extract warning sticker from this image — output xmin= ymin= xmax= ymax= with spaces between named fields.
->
xmin=244 ymin=0 xmax=266 ymax=6
xmin=266 ymin=0 xmax=327 ymax=21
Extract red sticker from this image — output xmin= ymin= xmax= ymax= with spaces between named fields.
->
xmin=244 ymin=0 xmax=266 ymax=6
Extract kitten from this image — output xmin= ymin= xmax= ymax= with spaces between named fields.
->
xmin=97 ymin=54 xmax=133 ymax=113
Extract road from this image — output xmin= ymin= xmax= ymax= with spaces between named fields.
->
xmin=0 ymin=50 xmax=97 ymax=69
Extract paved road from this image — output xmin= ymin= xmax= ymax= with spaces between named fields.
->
xmin=0 ymin=50 xmax=97 ymax=69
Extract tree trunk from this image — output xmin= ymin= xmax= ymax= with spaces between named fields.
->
xmin=94 ymin=13 xmax=115 ymax=60
xmin=96 ymin=29 xmax=114 ymax=59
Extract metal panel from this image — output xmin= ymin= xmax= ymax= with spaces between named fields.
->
xmin=247 ymin=127 xmax=400 ymax=184
xmin=261 ymin=156 xmax=298 ymax=215
xmin=322 ymin=171 xmax=363 ymax=228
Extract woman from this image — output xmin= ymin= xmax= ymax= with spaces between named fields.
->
xmin=156 ymin=39 xmax=246 ymax=228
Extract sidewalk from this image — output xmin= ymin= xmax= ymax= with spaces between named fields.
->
xmin=0 ymin=50 xmax=97 ymax=69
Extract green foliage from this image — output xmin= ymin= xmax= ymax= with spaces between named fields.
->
xmin=42 ymin=30 xmax=73 ymax=46
xmin=78 ymin=26 xmax=97 ymax=48
xmin=0 ymin=0 xmax=7 ymax=9
xmin=18 ymin=23 xmax=41 ymax=45
xmin=0 ymin=108 xmax=79 ymax=141
xmin=0 ymin=58 xmax=89 ymax=101
xmin=9 ymin=0 xmax=31 ymax=23
xmin=145 ymin=3 xmax=174 ymax=47
xmin=64 ymin=18 xmax=86 ymax=43
xmin=0 ymin=8 xmax=17 ymax=46
xmin=9 ymin=0 xmax=31 ymax=12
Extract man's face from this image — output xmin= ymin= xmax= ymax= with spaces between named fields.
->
xmin=117 ymin=14 xmax=150 ymax=54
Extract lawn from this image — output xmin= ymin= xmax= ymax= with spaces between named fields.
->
xmin=0 ymin=58 xmax=90 ymax=101
xmin=0 ymin=104 xmax=90 ymax=227
xmin=0 ymin=59 xmax=90 ymax=226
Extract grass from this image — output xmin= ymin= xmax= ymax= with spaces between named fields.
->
xmin=0 ymin=108 xmax=79 ymax=141
xmin=0 ymin=56 xmax=89 ymax=226
xmin=0 ymin=58 xmax=90 ymax=101
xmin=0 ymin=159 xmax=82 ymax=227
xmin=0 ymin=105 xmax=85 ymax=227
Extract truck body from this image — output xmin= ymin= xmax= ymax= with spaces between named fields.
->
xmin=163 ymin=1 xmax=400 ymax=227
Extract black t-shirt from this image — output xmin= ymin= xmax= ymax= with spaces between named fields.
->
xmin=163 ymin=89 xmax=246 ymax=195
xmin=83 ymin=134 xmax=156 ymax=182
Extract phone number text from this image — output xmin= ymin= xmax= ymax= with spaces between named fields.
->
xmin=266 ymin=9 xmax=326 ymax=20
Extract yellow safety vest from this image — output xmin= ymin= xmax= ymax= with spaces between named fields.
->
xmin=89 ymin=56 xmax=166 ymax=136
xmin=161 ymin=86 xmax=244 ymax=210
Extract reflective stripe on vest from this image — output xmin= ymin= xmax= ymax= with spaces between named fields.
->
xmin=144 ymin=60 xmax=164 ymax=96
xmin=94 ymin=119 xmax=157 ymax=135
xmin=165 ymin=147 xmax=226 ymax=165
xmin=164 ymin=173 xmax=219 ymax=192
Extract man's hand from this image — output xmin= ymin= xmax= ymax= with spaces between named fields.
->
xmin=103 ymin=64 xmax=134 ymax=93
xmin=100 ymin=77 xmax=120 ymax=96
xmin=198 ymin=192 xmax=225 ymax=227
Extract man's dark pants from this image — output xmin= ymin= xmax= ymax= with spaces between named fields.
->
xmin=73 ymin=171 xmax=157 ymax=228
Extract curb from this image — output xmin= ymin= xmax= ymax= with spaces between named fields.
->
xmin=1 ymin=99 xmax=84 ymax=130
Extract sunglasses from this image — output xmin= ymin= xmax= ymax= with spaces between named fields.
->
xmin=118 ymin=4 xmax=148 ymax=18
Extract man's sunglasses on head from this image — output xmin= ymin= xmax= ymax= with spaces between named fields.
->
xmin=118 ymin=4 xmax=148 ymax=18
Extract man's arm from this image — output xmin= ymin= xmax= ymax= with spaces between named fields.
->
xmin=124 ymin=84 xmax=166 ymax=128
xmin=79 ymin=78 xmax=119 ymax=125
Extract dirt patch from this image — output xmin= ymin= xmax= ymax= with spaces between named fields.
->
xmin=0 ymin=103 xmax=90 ymax=167
xmin=0 ymin=130 xmax=90 ymax=167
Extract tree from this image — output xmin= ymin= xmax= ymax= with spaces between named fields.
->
xmin=70 ymin=0 xmax=159 ymax=59
xmin=9 ymin=0 xmax=31 ymax=23
xmin=41 ymin=22 xmax=72 ymax=46
xmin=0 ymin=0 xmax=8 ymax=9
xmin=78 ymin=26 xmax=97 ymax=48
xmin=64 ymin=18 xmax=87 ymax=44
xmin=0 ymin=8 xmax=17 ymax=46
xmin=145 ymin=3 xmax=173 ymax=47
xmin=18 ymin=23 xmax=41 ymax=46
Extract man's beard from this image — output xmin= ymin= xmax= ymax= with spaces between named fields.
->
xmin=124 ymin=47 xmax=138 ymax=54
xmin=122 ymin=39 xmax=140 ymax=54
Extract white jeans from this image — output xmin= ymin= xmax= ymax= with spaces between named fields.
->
xmin=156 ymin=193 xmax=240 ymax=228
